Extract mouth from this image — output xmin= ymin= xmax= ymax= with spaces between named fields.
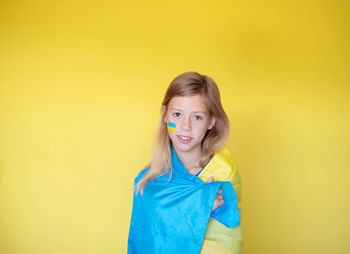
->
xmin=176 ymin=135 xmax=193 ymax=143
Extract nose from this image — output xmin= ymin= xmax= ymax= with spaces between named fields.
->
xmin=180 ymin=117 xmax=192 ymax=131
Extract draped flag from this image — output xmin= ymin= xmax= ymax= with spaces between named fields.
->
xmin=127 ymin=145 xmax=240 ymax=254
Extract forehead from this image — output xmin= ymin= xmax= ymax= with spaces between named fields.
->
xmin=168 ymin=95 xmax=208 ymax=112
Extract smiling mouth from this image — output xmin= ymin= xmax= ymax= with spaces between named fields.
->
xmin=177 ymin=135 xmax=193 ymax=143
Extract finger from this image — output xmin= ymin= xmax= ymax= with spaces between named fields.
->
xmin=216 ymin=193 xmax=223 ymax=199
xmin=218 ymin=188 xmax=223 ymax=194
xmin=206 ymin=176 xmax=214 ymax=183
xmin=212 ymin=199 xmax=225 ymax=212
xmin=217 ymin=199 xmax=224 ymax=207
xmin=216 ymin=194 xmax=224 ymax=200
xmin=212 ymin=200 xmax=219 ymax=212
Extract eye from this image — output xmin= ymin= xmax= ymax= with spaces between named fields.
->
xmin=173 ymin=112 xmax=181 ymax=117
xmin=194 ymin=115 xmax=202 ymax=120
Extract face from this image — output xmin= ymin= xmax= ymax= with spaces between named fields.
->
xmin=162 ymin=94 xmax=216 ymax=153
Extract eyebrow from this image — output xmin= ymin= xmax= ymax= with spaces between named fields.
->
xmin=170 ymin=108 xmax=206 ymax=114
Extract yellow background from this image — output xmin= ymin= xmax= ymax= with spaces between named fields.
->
xmin=0 ymin=0 xmax=349 ymax=253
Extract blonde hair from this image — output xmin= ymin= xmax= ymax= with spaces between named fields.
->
xmin=135 ymin=71 xmax=230 ymax=195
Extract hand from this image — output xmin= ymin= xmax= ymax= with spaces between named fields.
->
xmin=206 ymin=176 xmax=224 ymax=212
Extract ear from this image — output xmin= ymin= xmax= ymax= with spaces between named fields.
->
xmin=208 ymin=116 xmax=216 ymax=130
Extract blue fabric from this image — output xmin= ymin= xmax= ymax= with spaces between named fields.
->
xmin=127 ymin=145 xmax=240 ymax=254
xmin=195 ymin=167 xmax=204 ymax=176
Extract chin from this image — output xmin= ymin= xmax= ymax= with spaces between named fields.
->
xmin=173 ymin=142 xmax=198 ymax=153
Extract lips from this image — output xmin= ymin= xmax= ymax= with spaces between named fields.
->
xmin=176 ymin=135 xmax=193 ymax=143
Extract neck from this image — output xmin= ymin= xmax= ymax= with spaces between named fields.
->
xmin=173 ymin=145 xmax=203 ymax=172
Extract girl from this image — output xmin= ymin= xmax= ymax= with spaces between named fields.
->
xmin=128 ymin=71 xmax=242 ymax=254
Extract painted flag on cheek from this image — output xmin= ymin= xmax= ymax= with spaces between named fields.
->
xmin=168 ymin=122 xmax=176 ymax=132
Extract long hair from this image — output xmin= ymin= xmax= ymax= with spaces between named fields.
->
xmin=135 ymin=71 xmax=230 ymax=195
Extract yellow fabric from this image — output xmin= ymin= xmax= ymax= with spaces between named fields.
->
xmin=198 ymin=146 xmax=243 ymax=254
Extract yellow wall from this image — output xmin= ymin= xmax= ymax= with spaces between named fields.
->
xmin=0 ymin=1 xmax=349 ymax=253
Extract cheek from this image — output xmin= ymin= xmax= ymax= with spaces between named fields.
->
xmin=167 ymin=121 xmax=176 ymax=132
xmin=193 ymin=122 xmax=208 ymax=135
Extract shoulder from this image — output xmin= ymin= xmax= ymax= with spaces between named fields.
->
xmin=199 ymin=146 xmax=239 ymax=182
xmin=134 ymin=163 xmax=151 ymax=184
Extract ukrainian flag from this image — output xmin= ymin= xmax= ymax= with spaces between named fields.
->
xmin=168 ymin=122 xmax=176 ymax=132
